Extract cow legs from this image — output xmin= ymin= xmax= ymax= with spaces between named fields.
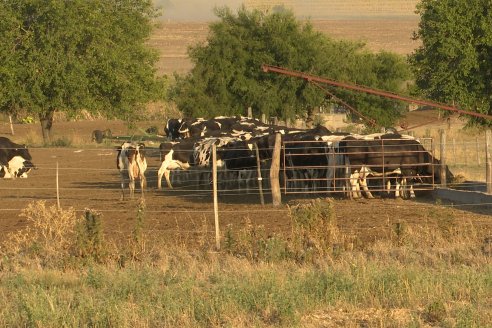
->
xmin=128 ymin=177 xmax=135 ymax=199
xmin=409 ymin=184 xmax=416 ymax=198
xmin=385 ymin=179 xmax=392 ymax=197
xmin=358 ymin=167 xmax=374 ymax=199
xmin=139 ymin=174 xmax=146 ymax=198
xmin=157 ymin=162 xmax=173 ymax=189
xmin=119 ymin=172 xmax=126 ymax=200
xmin=164 ymin=170 xmax=173 ymax=189
xmin=399 ymin=178 xmax=416 ymax=199
xmin=349 ymin=172 xmax=362 ymax=199
xmin=359 ymin=176 xmax=375 ymax=199
xmin=394 ymin=178 xmax=401 ymax=198
xmin=157 ymin=162 xmax=165 ymax=189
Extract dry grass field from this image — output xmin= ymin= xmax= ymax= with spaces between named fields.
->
xmin=150 ymin=18 xmax=420 ymax=75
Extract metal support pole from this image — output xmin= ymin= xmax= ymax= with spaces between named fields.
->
xmin=254 ymin=143 xmax=265 ymax=205
xmin=439 ymin=129 xmax=447 ymax=187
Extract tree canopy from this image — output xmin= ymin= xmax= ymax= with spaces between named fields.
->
xmin=171 ymin=7 xmax=411 ymax=128
xmin=409 ymin=0 xmax=492 ymax=126
xmin=0 ymin=0 xmax=165 ymax=141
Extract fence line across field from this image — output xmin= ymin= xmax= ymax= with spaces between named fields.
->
xmin=1 ymin=201 xmax=492 ymax=214
xmin=3 ymin=130 xmax=492 ymax=207
xmin=7 ymin=134 xmax=490 ymax=196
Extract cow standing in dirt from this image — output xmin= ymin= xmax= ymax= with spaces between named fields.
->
xmin=116 ymin=142 xmax=147 ymax=199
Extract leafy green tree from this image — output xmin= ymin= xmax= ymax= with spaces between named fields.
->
xmin=171 ymin=7 xmax=410 ymax=127
xmin=0 ymin=0 xmax=165 ymax=142
xmin=409 ymin=0 xmax=492 ymax=126
xmin=0 ymin=3 xmax=24 ymax=119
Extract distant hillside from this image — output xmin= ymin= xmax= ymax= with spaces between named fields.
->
xmin=244 ymin=0 xmax=420 ymax=19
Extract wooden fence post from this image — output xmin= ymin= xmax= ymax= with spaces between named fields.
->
xmin=9 ymin=115 xmax=14 ymax=136
xmin=270 ymin=133 xmax=282 ymax=206
xmin=261 ymin=113 xmax=266 ymax=124
xmin=254 ymin=143 xmax=265 ymax=205
xmin=247 ymin=107 xmax=252 ymax=119
xmin=212 ymin=144 xmax=220 ymax=250
xmin=486 ymin=130 xmax=492 ymax=195
xmin=56 ymin=161 xmax=61 ymax=209
xmin=439 ymin=129 xmax=447 ymax=187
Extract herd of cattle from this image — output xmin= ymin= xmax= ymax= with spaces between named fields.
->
xmin=0 ymin=115 xmax=449 ymax=201
xmin=117 ymin=115 xmax=450 ymax=200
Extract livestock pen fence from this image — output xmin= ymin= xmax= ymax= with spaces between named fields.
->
xmin=0 ymin=129 xmax=489 ymax=207
xmin=160 ymin=130 xmax=491 ymax=201
xmin=282 ymin=137 xmax=436 ymax=197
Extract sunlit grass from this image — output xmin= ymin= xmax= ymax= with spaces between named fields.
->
xmin=0 ymin=200 xmax=490 ymax=327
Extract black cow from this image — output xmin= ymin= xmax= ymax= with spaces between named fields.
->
xmin=176 ymin=118 xmax=205 ymax=139
xmin=0 ymin=137 xmax=35 ymax=178
xmin=91 ymin=129 xmax=112 ymax=143
xmin=281 ymin=125 xmax=349 ymax=192
xmin=247 ymin=125 xmax=347 ymax=192
xmin=218 ymin=139 xmax=260 ymax=190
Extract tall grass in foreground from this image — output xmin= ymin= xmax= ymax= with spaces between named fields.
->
xmin=0 ymin=200 xmax=490 ymax=327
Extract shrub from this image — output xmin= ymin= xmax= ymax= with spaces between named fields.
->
xmin=423 ymin=300 xmax=447 ymax=325
xmin=48 ymin=137 xmax=73 ymax=147
xmin=288 ymin=198 xmax=340 ymax=262
xmin=1 ymin=201 xmax=79 ymax=267
xmin=224 ymin=220 xmax=289 ymax=262
xmin=75 ymin=209 xmax=108 ymax=264
xmin=0 ymin=202 xmax=112 ymax=268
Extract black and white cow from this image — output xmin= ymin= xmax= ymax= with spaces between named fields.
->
xmin=157 ymin=136 xmax=240 ymax=189
xmin=217 ymin=139 xmax=261 ymax=191
xmin=0 ymin=137 xmax=35 ymax=179
xmin=247 ymin=125 xmax=347 ymax=192
xmin=116 ymin=141 xmax=147 ymax=199
xmin=167 ymin=116 xmax=275 ymax=140
xmin=164 ymin=118 xmax=183 ymax=140
xmin=339 ymin=133 xmax=443 ymax=199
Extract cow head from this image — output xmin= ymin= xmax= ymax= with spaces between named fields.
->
xmin=137 ymin=143 xmax=146 ymax=159
xmin=0 ymin=166 xmax=11 ymax=179
xmin=165 ymin=118 xmax=183 ymax=140
xmin=13 ymin=145 xmax=32 ymax=161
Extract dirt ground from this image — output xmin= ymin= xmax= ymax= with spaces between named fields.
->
xmin=0 ymin=120 xmax=490 ymax=248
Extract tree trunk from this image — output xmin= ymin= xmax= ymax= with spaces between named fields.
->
xmin=40 ymin=111 xmax=54 ymax=143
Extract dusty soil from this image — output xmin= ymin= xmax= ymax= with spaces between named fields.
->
xmin=0 ymin=120 xmax=490 ymax=247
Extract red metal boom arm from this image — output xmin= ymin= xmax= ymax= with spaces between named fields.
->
xmin=261 ymin=64 xmax=492 ymax=121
